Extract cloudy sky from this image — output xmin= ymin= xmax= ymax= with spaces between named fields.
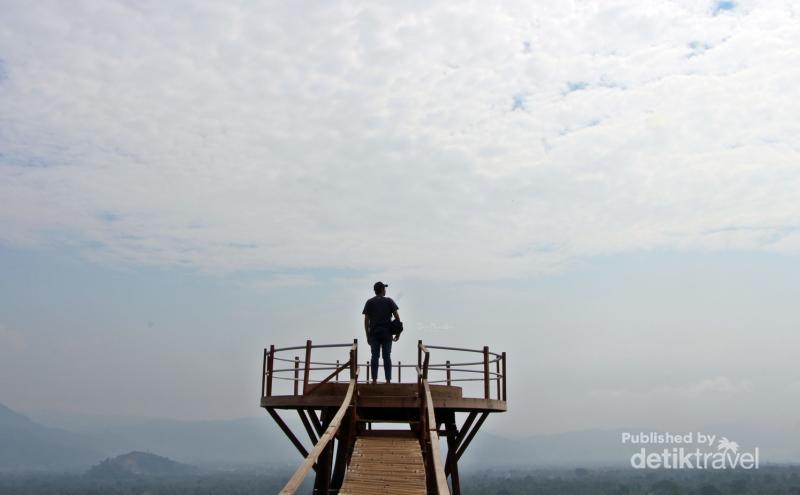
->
xmin=1 ymin=0 xmax=799 ymax=436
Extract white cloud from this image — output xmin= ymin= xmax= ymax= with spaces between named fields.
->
xmin=1 ymin=0 xmax=799 ymax=280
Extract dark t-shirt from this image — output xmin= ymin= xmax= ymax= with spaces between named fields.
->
xmin=362 ymin=296 xmax=399 ymax=333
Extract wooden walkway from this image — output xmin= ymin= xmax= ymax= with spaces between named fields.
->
xmin=338 ymin=435 xmax=427 ymax=495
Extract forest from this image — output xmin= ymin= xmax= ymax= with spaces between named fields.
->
xmin=2 ymin=465 xmax=800 ymax=495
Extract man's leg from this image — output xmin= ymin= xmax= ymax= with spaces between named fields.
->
xmin=381 ymin=336 xmax=393 ymax=383
xmin=369 ymin=338 xmax=381 ymax=383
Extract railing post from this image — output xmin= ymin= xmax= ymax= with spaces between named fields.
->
xmin=335 ymin=359 xmax=340 ymax=383
xmin=398 ymin=361 xmax=401 ymax=383
xmin=496 ymin=354 xmax=501 ymax=399
xmin=261 ymin=348 xmax=267 ymax=398
xmin=422 ymin=351 xmax=430 ymax=380
xmin=352 ymin=338 xmax=358 ymax=381
xmin=303 ymin=340 xmax=312 ymax=394
xmin=366 ymin=361 xmax=370 ymax=382
xmin=417 ymin=340 xmax=422 ymax=371
xmin=267 ymin=345 xmax=275 ymax=397
xmin=446 ymin=360 xmax=451 ymax=386
xmin=483 ymin=346 xmax=490 ymax=399
xmin=502 ymin=351 xmax=507 ymax=401
xmin=293 ymin=356 xmax=300 ymax=396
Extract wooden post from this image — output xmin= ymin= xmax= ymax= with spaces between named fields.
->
xmin=352 ymin=338 xmax=358 ymax=381
xmin=446 ymin=360 xmax=452 ymax=386
xmin=293 ymin=356 xmax=300 ymax=396
xmin=303 ymin=340 xmax=312 ymax=394
xmin=496 ymin=355 xmax=501 ymax=400
xmin=445 ymin=415 xmax=462 ymax=495
xmin=261 ymin=348 xmax=267 ymax=398
xmin=502 ymin=352 xmax=507 ymax=401
xmin=417 ymin=340 xmax=422 ymax=370
xmin=335 ymin=359 xmax=340 ymax=383
xmin=483 ymin=346 xmax=490 ymax=399
xmin=398 ymin=361 xmax=401 ymax=383
xmin=266 ymin=345 xmax=275 ymax=397
xmin=366 ymin=360 xmax=371 ymax=382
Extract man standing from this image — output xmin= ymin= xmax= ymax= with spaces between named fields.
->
xmin=362 ymin=281 xmax=401 ymax=384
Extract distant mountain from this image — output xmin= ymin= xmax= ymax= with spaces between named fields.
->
xmin=86 ymin=451 xmax=198 ymax=479
xmin=26 ymin=409 xmax=301 ymax=468
xmin=0 ymin=403 xmax=103 ymax=472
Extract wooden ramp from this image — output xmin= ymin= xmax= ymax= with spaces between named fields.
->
xmin=338 ymin=435 xmax=427 ymax=495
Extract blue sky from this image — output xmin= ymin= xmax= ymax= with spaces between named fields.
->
xmin=1 ymin=0 xmax=800 ymax=435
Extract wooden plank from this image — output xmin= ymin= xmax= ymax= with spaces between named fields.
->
xmin=339 ymin=436 xmax=427 ymax=495
xmin=262 ymin=394 xmax=506 ymax=412
xmin=423 ymin=379 xmax=451 ymax=495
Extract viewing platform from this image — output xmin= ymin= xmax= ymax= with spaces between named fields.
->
xmin=261 ymin=339 xmax=507 ymax=494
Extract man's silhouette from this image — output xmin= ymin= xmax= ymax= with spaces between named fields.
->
xmin=362 ymin=281 xmax=400 ymax=384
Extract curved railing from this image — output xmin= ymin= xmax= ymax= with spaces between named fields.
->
xmin=261 ymin=339 xmax=507 ymax=402
xmin=417 ymin=342 xmax=507 ymax=402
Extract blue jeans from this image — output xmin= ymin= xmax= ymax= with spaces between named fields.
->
xmin=369 ymin=331 xmax=393 ymax=382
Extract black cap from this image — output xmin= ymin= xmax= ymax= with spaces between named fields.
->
xmin=373 ymin=281 xmax=388 ymax=291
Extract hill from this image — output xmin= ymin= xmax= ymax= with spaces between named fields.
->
xmin=86 ymin=451 xmax=198 ymax=478
xmin=0 ymin=403 xmax=103 ymax=472
xmin=26 ymin=410 xmax=299 ymax=468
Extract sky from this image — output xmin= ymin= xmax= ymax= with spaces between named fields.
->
xmin=1 ymin=0 xmax=800 ymax=436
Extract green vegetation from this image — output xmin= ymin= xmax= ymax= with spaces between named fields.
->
xmin=2 ymin=466 xmax=800 ymax=494
xmin=86 ymin=451 xmax=198 ymax=479
xmin=460 ymin=466 xmax=800 ymax=495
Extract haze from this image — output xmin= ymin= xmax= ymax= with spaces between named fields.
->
xmin=1 ymin=0 xmax=799 ymax=442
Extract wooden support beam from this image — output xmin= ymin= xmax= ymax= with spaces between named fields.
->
xmin=445 ymin=411 xmax=477 ymax=477
xmin=306 ymin=408 xmax=324 ymax=436
xmin=297 ymin=409 xmax=318 ymax=445
xmin=455 ymin=412 xmax=478 ymax=446
xmin=445 ymin=417 xmax=462 ymax=495
xmin=313 ymin=410 xmax=334 ymax=495
xmin=456 ymin=411 xmax=489 ymax=462
xmin=265 ymin=408 xmax=310 ymax=461
xmin=329 ymin=409 xmax=351 ymax=490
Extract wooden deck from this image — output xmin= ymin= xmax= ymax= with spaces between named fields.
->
xmin=261 ymin=383 xmax=507 ymax=413
xmin=264 ymin=340 xmax=508 ymax=494
xmin=339 ymin=435 xmax=427 ymax=495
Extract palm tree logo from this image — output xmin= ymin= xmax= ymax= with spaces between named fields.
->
xmin=717 ymin=437 xmax=739 ymax=456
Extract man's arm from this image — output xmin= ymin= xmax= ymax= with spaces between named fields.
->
xmin=364 ymin=314 xmax=370 ymax=340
